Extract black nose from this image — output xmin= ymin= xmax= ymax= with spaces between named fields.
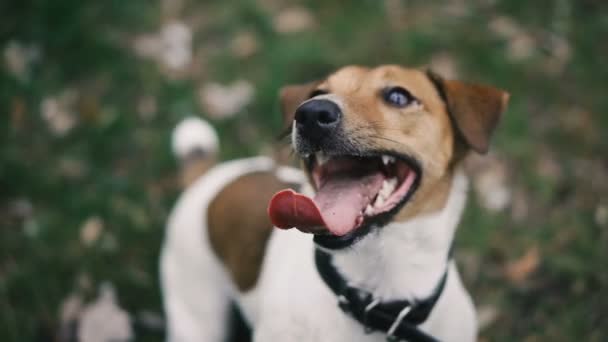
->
xmin=294 ymin=99 xmax=341 ymax=141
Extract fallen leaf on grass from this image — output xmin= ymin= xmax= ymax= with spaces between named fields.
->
xmin=505 ymin=246 xmax=540 ymax=284
xmin=507 ymin=34 xmax=535 ymax=61
xmin=429 ymin=53 xmax=459 ymax=79
xmin=465 ymin=153 xmax=512 ymax=212
xmin=198 ymin=80 xmax=254 ymax=119
xmin=133 ymin=21 xmax=193 ymax=76
xmin=384 ymin=0 xmax=406 ymax=30
xmin=160 ymin=21 xmax=192 ymax=71
xmin=595 ymin=204 xmax=608 ymax=227
xmin=541 ymin=33 xmax=572 ymax=75
xmin=489 ymin=16 xmax=536 ymax=61
xmin=78 ymin=283 xmax=133 ymax=342
xmin=489 ymin=16 xmax=523 ymax=39
xmin=231 ymin=31 xmax=259 ymax=58
xmin=273 ymin=7 xmax=316 ymax=34
xmin=80 ymin=216 xmax=104 ymax=247
xmin=41 ymin=89 xmax=78 ymax=136
xmin=4 ymin=40 xmax=39 ymax=81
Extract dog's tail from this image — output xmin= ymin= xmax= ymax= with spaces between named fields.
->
xmin=171 ymin=116 xmax=219 ymax=188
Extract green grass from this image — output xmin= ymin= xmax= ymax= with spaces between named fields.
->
xmin=1 ymin=0 xmax=607 ymax=341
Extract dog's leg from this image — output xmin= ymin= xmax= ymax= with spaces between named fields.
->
xmin=421 ymin=262 xmax=477 ymax=342
xmin=160 ymin=232 xmax=233 ymax=342
xmin=161 ymin=117 xmax=234 ymax=341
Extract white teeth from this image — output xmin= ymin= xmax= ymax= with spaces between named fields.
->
xmin=316 ymin=152 xmax=329 ymax=166
xmin=365 ymin=204 xmax=374 ymax=215
xmin=379 ymin=178 xmax=398 ymax=198
xmin=372 ymin=177 xmax=398 ymax=209
xmin=382 ymin=155 xmax=395 ymax=165
xmin=374 ymin=195 xmax=385 ymax=207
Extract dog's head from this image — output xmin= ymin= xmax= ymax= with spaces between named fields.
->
xmin=268 ymin=65 xmax=509 ymax=249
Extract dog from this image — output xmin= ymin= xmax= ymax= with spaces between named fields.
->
xmin=160 ymin=65 xmax=509 ymax=341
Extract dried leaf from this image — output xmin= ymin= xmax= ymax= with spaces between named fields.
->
xmin=78 ymin=283 xmax=133 ymax=342
xmin=429 ymin=53 xmax=459 ymax=79
xmin=466 ymin=153 xmax=512 ymax=212
xmin=507 ymin=34 xmax=535 ymax=61
xmin=489 ymin=16 xmax=522 ymax=39
xmin=80 ymin=216 xmax=104 ymax=247
xmin=505 ymin=246 xmax=540 ymax=284
xmin=489 ymin=16 xmax=536 ymax=61
xmin=231 ymin=31 xmax=258 ymax=58
xmin=595 ymin=204 xmax=608 ymax=227
xmin=160 ymin=21 xmax=192 ymax=70
xmin=199 ymin=80 xmax=254 ymax=119
xmin=274 ymin=7 xmax=316 ymax=34
xmin=4 ymin=40 xmax=39 ymax=81
xmin=133 ymin=21 xmax=193 ymax=75
xmin=40 ymin=89 xmax=78 ymax=136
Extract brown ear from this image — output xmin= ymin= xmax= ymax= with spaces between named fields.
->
xmin=427 ymin=71 xmax=510 ymax=154
xmin=279 ymin=82 xmax=318 ymax=130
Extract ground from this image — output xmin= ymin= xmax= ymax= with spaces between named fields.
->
xmin=1 ymin=0 xmax=607 ymax=341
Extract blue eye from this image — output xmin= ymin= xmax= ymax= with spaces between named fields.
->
xmin=383 ymin=87 xmax=414 ymax=107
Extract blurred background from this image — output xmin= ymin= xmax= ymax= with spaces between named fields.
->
xmin=1 ymin=0 xmax=606 ymax=341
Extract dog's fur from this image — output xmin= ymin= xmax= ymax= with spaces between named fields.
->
xmin=160 ymin=65 xmax=509 ymax=341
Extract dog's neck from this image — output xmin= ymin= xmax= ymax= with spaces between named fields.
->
xmin=330 ymin=170 xmax=468 ymax=301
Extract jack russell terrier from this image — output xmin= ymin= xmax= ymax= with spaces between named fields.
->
xmin=161 ymin=65 xmax=509 ymax=341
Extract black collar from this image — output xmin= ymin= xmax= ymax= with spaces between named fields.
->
xmin=314 ymin=248 xmax=449 ymax=342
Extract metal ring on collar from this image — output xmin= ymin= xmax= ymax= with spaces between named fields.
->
xmin=386 ymin=305 xmax=413 ymax=341
xmin=363 ymin=297 xmax=381 ymax=333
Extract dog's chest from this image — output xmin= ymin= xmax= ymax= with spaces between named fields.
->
xmin=238 ymin=230 xmax=398 ymax=341
xmin=232 ymin=171 xmax=475 ymax=341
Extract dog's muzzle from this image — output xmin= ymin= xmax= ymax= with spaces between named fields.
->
xmin=294 ymin=99 xmax=342 ymax=152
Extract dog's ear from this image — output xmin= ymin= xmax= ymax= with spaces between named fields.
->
xmin=279 ymin=82 xmax=318 ymax=129
xmin=427 ymin=71 xmax=510 ymax=154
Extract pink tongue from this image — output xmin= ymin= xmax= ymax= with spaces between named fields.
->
xmin=268 ymin=172 xmax=384 ymax=236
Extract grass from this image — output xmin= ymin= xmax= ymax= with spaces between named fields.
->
xmin=1 ymin=0 xmax=607 ymax=341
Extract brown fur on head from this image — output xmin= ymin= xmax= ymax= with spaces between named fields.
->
xmin=279 ymin=65 xmax=509 ymax=220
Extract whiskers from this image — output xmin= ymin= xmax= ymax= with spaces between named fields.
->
xmin=365 ymin=134 xmax=402 ymax=146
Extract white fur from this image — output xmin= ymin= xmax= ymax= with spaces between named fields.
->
xmin=275 ymin=165 xmax=307 ymax=184
xmin=160 ymin=156 xmax=274 ymax=341
xmin=162 ymin=157 xmax=476 ymax=341
xmin=171 ymin=117 xmax=219 ymax=158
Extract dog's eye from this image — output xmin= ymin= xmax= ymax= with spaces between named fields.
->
xmin=383 ymin=87 xmax=415 ymax=108
xmin=309 ymin=89 xmax=328 ymax=98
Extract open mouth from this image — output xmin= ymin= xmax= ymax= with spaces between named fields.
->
xmin=268 ymin=151 xmax=421 ymax=246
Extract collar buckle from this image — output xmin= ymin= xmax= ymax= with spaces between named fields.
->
xmin=315 ymin=248 xmax=447 ymax=342
xmin=385 ymin=305 xmax=413 ymax=341
xmin=363 ymin=297 xmax=381 ymax=334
